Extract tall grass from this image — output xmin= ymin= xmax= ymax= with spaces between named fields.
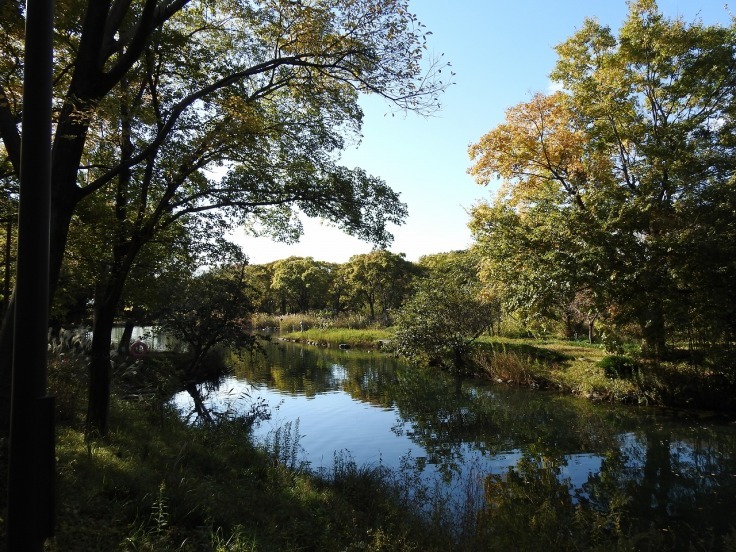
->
xmin=262 ymin=419 xmax=304 ymax=470
xmin=252 ymin=312 xmax=378 ymax=333
xmin=471 ymin=349 xmax=540 ymax=386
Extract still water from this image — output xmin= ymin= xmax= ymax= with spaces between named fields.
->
xmin=173 ymin=340 xmax=736 ymax=546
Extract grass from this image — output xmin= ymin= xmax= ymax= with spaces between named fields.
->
xmin=253 ymin=312 xmax=376 ymax=333
xmin=280 ymin=327 xmax=393 ymax=349
xmin=274 ymin=322 xmax=736 ymax=411
xmin=470 ymin=336 xmax=736 ymax=411
xmin=34 ymin=397 xmax=457 ymax=552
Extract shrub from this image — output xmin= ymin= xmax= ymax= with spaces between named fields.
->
xmin=599 ymin=355 xmax=638 ymax=379
xmin=393 ymin=276 xmax=494 ymax=371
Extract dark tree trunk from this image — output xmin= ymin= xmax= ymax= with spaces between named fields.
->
xmin=117 ymin=319 xmax=135 ymax=355
xmin=641 ymin=305 xmax=666 ymax=359
xmin=85 ymin=252 xmax=140 ymax=436
xmin=0 ymin=189 xmax=79 ymax=433
xmin=368 ymin=295 xmax=375 ymax=321
xmin=86 ymin=297 xmax=116 ymax=437
xmin=564 ymin=311 xmax=574 ymax=340
xmin=185 ymin=382 xmax=213 ymax=424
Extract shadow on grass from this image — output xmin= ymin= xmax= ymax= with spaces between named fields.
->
xmin=475 ymin=340 xmax=572 ymax=364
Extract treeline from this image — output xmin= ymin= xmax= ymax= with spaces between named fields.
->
xmin=243 ymin=251 xmax=418 ymax=321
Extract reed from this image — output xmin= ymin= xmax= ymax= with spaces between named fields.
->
xmin=252 ymin=312 xmax=383 ymax=333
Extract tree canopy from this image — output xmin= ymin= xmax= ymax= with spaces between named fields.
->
xmin=468 ymin=0 xmax=736 ymax=355
xmin=0 ymin=0 xmax=450 ymax=434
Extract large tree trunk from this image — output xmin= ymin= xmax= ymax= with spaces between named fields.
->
xmin=85 ymin=232 xmax=143 ymax=435
xmin=641 ymin=304 xmax=666 ymax=359
xmin=0 ymin=189 xmax=79 ymax=433
xmin=117 ymin=319 xmax=135 ymax=355
xmin=564 ymin=311 xmax=574 ymax=340
xmin=86 ymin=297 xmax=116 ymax=437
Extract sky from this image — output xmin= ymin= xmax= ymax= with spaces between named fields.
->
xmin=234 ymin=0 xmax=732 ymax=265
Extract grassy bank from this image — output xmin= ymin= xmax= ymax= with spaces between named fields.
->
xmin=16 ymin=378 xmax=661 ymax=552
xmin=27 ymin=350 xmax=669 ymax=552
xmin=471 ymin=337 xmax=736 ymax=412
xmin=276 ymin=325 xmax=736 ymax=412
xmin=0 ymin=350 xmax=451 ymax=551
xmin=280 ymin=327 xmax=392 ymax=349
xmin=43 ymin=401 xmax=457 ymax=551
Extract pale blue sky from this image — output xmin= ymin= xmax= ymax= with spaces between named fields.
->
xmin=236 ymin=0 xmax=732 ymax=265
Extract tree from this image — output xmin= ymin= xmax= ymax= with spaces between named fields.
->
xmin=469 ymin=1 xmax=736 ymax=356
xmin=270 ymin=256 xmax=333 ymax=313
xmin=243 ymin=262 xmax=277 ymax=315
xmin=159 ymin=261 xmax=255 ymax=380
xmin=0 ymin=0 xmax=450 ymax=434
xmin=342 ymin=250 xmax=416 ymax=321
xmin=418 ymin=249 xmax=502 ymax=335
xmin=393 ymin=271 xmax=494 ymax=371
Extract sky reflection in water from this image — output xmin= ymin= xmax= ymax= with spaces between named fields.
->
xmin=172 ymin=341 xmax=736 ymax=540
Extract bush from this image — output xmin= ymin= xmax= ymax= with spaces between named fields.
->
xmin=393 ymin=277 xmax=494 ymax=371
xmin=599 ymin=355 xmax=638 ymax=379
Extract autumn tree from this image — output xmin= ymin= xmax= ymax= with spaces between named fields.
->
xmin=469 ymin=0 xmax=736 ymax=356
xmin=0 ymin=0 xmax=449 ymax=434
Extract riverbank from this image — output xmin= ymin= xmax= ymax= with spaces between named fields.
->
xmin=279 ymin=327 xmax=393 ymax=349
xmin=8 ymin=343 xmax=731 ymax=550
xmin=43 ymin=400 xmax=459 ymax=551
xmin=280 ymin=328 xmax=736 ymax=413
xmin=473 ymin=338 xmax=736 ymax=413
xmin=15 ymin=351 xmax=451 ymax=551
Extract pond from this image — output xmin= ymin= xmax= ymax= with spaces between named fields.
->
xmin=173 ymin=340 xmax=736 ymax=548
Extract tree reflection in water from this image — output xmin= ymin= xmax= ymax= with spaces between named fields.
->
xmin=175 ymin=341 xmax=736 ymax=550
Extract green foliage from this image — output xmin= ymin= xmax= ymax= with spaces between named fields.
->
xmin=340 ymin=250 xmax=419 ymax=321
xmin=469 ymin=1 xmax=736 ymax=357
xmin=599 ymin=355 xmax=638 ymax=380
xmin=270 ymin=257 xmax=335 ymax=313
xmin=394 ymin=274 xmax=494 ymax=371
xmin=262 ymin=419 xmax=304 ymax=471
xmin=0 ymin=0 xmax=451 ymax=435
xmin=48 ymin=399 xmax=456 ymax=551
xmin=158 ymin=263 xmax=256 ymax=380
xmin=281 ymin=327 xmax=392 ymax=349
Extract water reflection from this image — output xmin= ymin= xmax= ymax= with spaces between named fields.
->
xmin=173 ymin=340 xmax=736 ymax=548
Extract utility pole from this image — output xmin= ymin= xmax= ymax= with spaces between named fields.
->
xmin=6 ymin=0 xmax=55 ymax=549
